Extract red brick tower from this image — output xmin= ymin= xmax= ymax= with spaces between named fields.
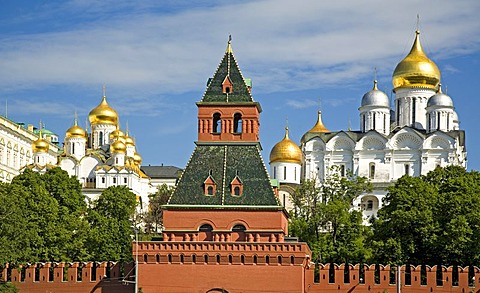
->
xmin=135 ymin=37 xmax=311 ymax=293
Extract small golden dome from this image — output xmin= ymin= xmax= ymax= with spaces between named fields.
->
xmin=269 ymin=127 xmax=302 ymax=164
xmin=66 ymin=118 xmax=86 ymax=138
xmin=307 ymin=111 xmax=330 ymax=133
xmin=88 ymin=96 xmax=118 ymax=126
xmin=125 ymin=133 xmax=135 ymax=146
xmin=109 ymin=128 xmax=125 ymax=143
xmin=110 ymin=140 xmax=126 ymax=153
xmin=32 ymin=131 xmax=49 ymax=153
xmin=133 ymin=152 xmax=142 ymax=165
xmin=392 ymin=31 xmax=440 ymax=91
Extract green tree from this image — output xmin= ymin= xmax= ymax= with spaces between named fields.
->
xmin=0 ymin=183 xmax=33 ymax=264
xmin=0 ymin=282 xmax=18 ymax=293
xmin=289 ymin=167 xmax=372 ymax=264
xmin=87 ymin=186 xmax=137 ymax=261
xmin=372 ymin=166 xmax=480 ymax=266
xmin=144 ymin=184 xmax=174 ymax=233
xmin=1 ymin=168 xmax=90 ymax=263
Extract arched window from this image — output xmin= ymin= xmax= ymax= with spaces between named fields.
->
xmin=213 ymin=113 xmax=221 ymax=133
xmin=72 ymin=142 xmax=75 ymax=154
xmin=199 ymin=224 xmax=213 ymax=232
xmin=99 ymin=132 xmax=103 ymax=146
xmin=207 ymin=186 xmax=214 ymax=195
xmin=233 ymin=113 xmax=243 ymax=133
xmin=232 ymin=224 xmax=246 ymax=232
xmin=234 ymin=186 xmax=240 ymax=196
xmin=367 ymin=200 xmax=374 ymax=211
xmin=369 ymin=163 xmax=375 ymax=179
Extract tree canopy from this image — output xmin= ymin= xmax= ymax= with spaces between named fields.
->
xmin=371 ymin=166 xmax=480 ymax=266
xmin=144 ymin=184 xmax=174 ymax=233
xmin=289 ymin=168 xmax=372 ymax=264
xmin=0 ymin=168 xmax=138 ymax=264
xmin=87 ymin=186 xmax=137 ymax=261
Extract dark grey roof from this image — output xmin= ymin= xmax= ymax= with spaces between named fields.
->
xmin=141 ymin=165 xmax=182 ymax=179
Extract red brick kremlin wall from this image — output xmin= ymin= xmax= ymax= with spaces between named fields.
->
xmin=2 ymin=261 xmax=134 ymax=293
xmin=3 ymin=258 xmax=480 ymax=292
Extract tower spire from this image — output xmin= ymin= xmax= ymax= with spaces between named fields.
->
xmin=226 ymin=35 xmax=233 ymax=54
xmin=102 ymin=84 xmax=106 ymax=97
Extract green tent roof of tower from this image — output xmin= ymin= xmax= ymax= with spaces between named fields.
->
xmin=200 ymin=37 xmax=254 ymax=103
xmin=166 ymin=37 xmax=281 ymax=209
xmin=167 ymin=143 xmax=281 ymax=208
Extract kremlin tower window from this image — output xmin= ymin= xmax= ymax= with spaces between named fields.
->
xmin=213 ymin=113 xmax=221 ymax=133
xmin=204 ymin=171 xmax=217 ymax=196
xmin=199 ymin=224 xmax=213 ymax=232
xmin=230 ymin=174 xmax=243 ymax=196
xmin=232 ymin=224 xmax=246 ymax=232
xmin=233 ymin=113 xmax=243 ymax=133
xmin=222 ymin=75 xmax=233 ymax=93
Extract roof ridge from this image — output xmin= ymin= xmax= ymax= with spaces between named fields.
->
xmin=229 ymin=51 xmax=254 ymax=100
xmin=200 ymin=52 xmax=227 ymax=102
xmin=167 ymin=145 xmax=197 ymax=205
xmin=254 ymin=143 xmax=281 ymax=206
xmin=222 ymin=145 xmax=227 ymax=205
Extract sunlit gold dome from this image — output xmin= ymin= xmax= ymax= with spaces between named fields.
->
xmin=392 ymin=31 xmax=440 ymax=91
xmin=133 ymin=152 xmax=142 ymax=165
xmin=110 ymin=140 xmax=126 ymax=153
xmin=269 ymin=127 xmax=302 ymax=164
xmin=307 ymin=111 xmax=330 ymax=133
xmin=125 ymin=133 xmax=135 ymax=146
xmin=109 ymin=128 xmax=125 ymax=143
xmin=88 ymin=96 xmax=118 ymax=125
xmin=32 ymin=132 xmax=49 ymax=153
xmin=66 ymin=118 xmax=86 ymax=138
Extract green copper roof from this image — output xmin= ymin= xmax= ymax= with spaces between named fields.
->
xmin=167 ymin=143 xmax=280 ymax=208
xmin=201 ymin=41 xmax=254 ymax=103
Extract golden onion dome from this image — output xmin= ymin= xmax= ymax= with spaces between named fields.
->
xmin=125 ymin=133 xmax=135 ymax=146
xmin=133 ymin=152 xmax=142 ymax=165
xmin=307 ymin=111 xmax=330 ymax=133
xmin=269 ymin=127 xmax=302 ymax=164
xmin=88 ymin=96 xmax=118 ymax=126
xmin=109 ymin=128 xmax=125 ymax=143
xmin=110 ymin=140 xmax=126 ymax=154
xmin=392 ymin=31 xmax=440 ymax=91
xmin=32 ymin=131 xmax=49 ymax=153
xmin=66 ymin=118 xmax=86 ymax=138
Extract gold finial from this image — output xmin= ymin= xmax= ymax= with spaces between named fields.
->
xmin=308 ymin=111 xmax=330 ymax=133
xmin=416 ymin=14 xmax=420 ymax=32
xmin=102 ymin=84 xmax=106 ymax=97
xmin=226 ymin=35 xmax=233 ymax=53
xmin=373 ymin=79 xmax=378 ymax=90
xmin=74 ymin=111 xmax=78 ymax=126
xmin=438 ymin=83 xmax=443 ymax=94
xmin=284 ymin=126 xmax=289 ymax=140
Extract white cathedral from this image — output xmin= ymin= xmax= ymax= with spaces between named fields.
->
xmin=28 ymin=93 xmax=152 ymax=209
xmin=269 ymin=30 xmax=467 ymax=223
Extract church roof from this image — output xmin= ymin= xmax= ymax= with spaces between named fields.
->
xmin=200 ymin=37 xmax=254 ymax=103
xmin=167 ymin=143 xmax=281 ymax=209
xmin=302 ymin=127 xmax=466 ymax=149
xmin=141 ymin=165 xmax=182 ymax=179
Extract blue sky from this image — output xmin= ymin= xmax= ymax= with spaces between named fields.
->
xmin=0 ymin=0 xmax=479 ymax=170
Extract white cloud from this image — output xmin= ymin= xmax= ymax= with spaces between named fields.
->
xmin=0 ymin=0 xmax=479 ymax=111
xmin=286 ymin=99 xmax=317 ymax=109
